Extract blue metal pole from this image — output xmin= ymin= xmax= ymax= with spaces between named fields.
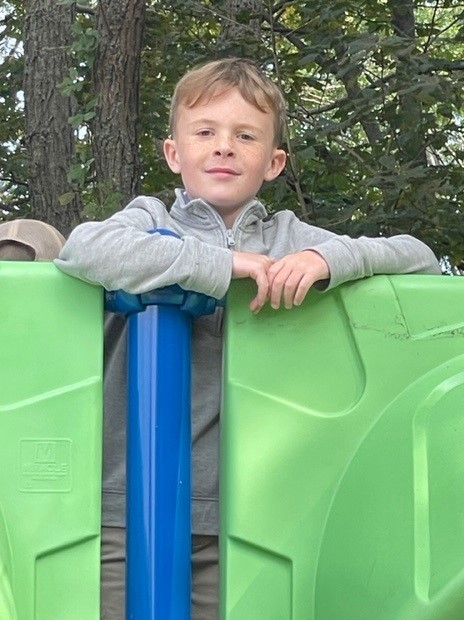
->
xmin=126 ymin=303 xmax=191 ymax=620
xmin=106 ymin=271 xmax=220 ymax=620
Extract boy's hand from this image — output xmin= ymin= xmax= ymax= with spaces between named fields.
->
xmin=267 ymin=250 xmax=330 ymax=310
xmin=232 ymin=251 xmax=275 ymax=313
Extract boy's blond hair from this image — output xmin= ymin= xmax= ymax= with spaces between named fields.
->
xmin=169 ymin=58 xmax=287 ymax=147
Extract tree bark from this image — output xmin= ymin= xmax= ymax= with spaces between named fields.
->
xmin=388 ymin=0 xmax=426 ymax=165
xmin=217 ymin=0 xmax=263 ymax=58
xmin=93 ymin=0 xmax=146 ymax=210
xmin=23 ymin=0 xmax=82 ymax=237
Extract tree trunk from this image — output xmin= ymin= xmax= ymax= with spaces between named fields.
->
xmin=388 ymin=0 xmax=426 ymax=165
xmin=93 ymin=0 xmax=146 ymax=211
xmin=23 ymin=0 xmax=82 ymax=237
xmin=217 ymin=0 xmax=263 ymax=58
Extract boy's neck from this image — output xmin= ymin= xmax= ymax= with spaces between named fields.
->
xmin=219 ymin=209 xmax=242 ymax=229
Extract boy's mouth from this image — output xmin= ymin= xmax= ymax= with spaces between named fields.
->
xmin=207 ymin=167 xmax=240 ymax=176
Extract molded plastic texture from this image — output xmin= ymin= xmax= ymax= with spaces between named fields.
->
xmin=0 ymin=262 xmax=103 ymax=620
xmin=221 ymin=274 xmax=464 ymax=620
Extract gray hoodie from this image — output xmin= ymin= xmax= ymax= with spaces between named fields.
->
xmin=55 ymin=190 xmax=441 ymax=534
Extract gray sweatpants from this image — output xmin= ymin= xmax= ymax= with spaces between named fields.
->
xmin=101 ymin=526 xmax=219 ymax=620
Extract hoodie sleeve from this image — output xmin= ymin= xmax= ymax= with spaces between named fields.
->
xmin=310 ymin=233 xmax=441 ymax=289
xmin=54 ymin=196 xmax=233 ymax=299
xmin=269 ymin=211 xmax=441 ymax=289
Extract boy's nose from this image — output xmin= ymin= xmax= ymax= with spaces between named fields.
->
xmin=214 ymin=135 xmax=234 ymax=156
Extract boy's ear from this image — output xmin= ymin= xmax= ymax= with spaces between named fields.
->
xmin=264 ymin=148 xmax=287 ymax=182
xmin=163 ymin=138 xmax=181 ymax=174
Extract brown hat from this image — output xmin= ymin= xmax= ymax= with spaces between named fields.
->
xmin=0 ymin=219 xmax=66 ymax=261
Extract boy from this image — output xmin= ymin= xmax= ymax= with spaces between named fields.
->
xmin=55 ymin=58 xmax=441 ymax=620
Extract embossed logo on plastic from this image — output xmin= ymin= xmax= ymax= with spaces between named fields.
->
xmin=20 ymin=439 xmax=71 ymax=492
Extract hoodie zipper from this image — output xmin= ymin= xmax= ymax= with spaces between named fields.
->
xmin=225 ymin=228 xmax=236 ymax=249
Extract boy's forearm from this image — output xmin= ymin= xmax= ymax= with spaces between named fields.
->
xmin=311 ymin=234 xmax=441 ymax=290
xmin=55 ymin=199 xmax=232 ymax=298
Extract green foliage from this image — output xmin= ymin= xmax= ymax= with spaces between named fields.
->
xmin=262 ymin=0 xmax=464 ymax=266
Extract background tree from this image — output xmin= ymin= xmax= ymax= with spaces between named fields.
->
xmin=261 ymin=0 xmax=464 ymax=266
xmin=23 ymin=0 xmax=82 ymax=235
xmin=92 ymin=0 xmax=145 ymax=213
xmin=216 ymin=0 xmax=263 ymax=57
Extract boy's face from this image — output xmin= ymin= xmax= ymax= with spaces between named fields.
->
xmin=163 ymin=87 xmax=286 ymax=227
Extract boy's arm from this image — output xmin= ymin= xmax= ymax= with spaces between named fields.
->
xmin=265 ymin=232 xmax=441 ymax=312
xmin=54 ymin=196 xmax=232 ymax=299
xmin=307 ymin=233 xmax=441 ymax=288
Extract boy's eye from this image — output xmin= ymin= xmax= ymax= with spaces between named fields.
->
xmin=196 ymin=129 xmax=213 ymax=137
xmin=238 ymin=133 xmax=254 ymax=141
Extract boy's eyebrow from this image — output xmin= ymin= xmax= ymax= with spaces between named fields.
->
xmin=187 ymin=118 xmax=266 ymax=135
xmin=187 ymin=118 xmax=216 ymax=127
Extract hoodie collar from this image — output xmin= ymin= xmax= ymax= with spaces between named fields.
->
xmin=171 ymin=188 xmax=268 ymax=230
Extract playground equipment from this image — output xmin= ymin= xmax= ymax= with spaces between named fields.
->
xmin=221 ymin=275 xmax=464 ymax=620
xmin=0 ymin=262 xmax=103 ymax=620
xmin=4 ymin=262 xmax=464 ymax=620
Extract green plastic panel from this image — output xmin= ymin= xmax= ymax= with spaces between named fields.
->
xmin=221 ymin=274 xmax=464 ymax=620
xmin=0 ymin=262 xmax=103 ymax=620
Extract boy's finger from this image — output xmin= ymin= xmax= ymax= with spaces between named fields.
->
xmin=269 ymin=266 xmax=292 ymax=309
xmin=267 ymin=260 xmax=284 ymax=289
xmin=250 ymin=270 xmax=269 ymax=313
xmin=250 ymin=296 xmax=262 ymax=314
xmin=282 ymin=273 xmax=307 ymax=308
xmin=292 ymin=274 xmax=315 ymax=306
